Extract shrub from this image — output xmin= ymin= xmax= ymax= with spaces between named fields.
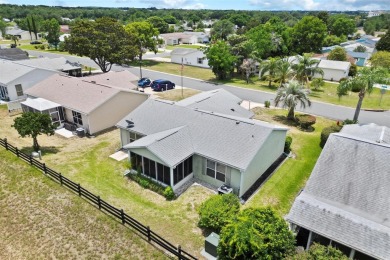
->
xmin=296 ymin=114 xmax=316 ymax=129
xmin=286 ymin=243 xmax=349 ymax=260
xmin=198 ymin=193 xmax=240 ymax=233
xmin=163 ymin=186 xmax=175 ymax=200
xmin=34 ymin=45 xmax=39 ymax=49
xmin=39 ymin=44 xmax=45 ymax=50
xmin=139 ymin=179 xmax=149 ymax=188
xmin=343 ymin=118 xmax=358 ymax=125
xmin=310 ymin=78 xmax=325 ymax=90
xmin=58 ymin=42 xmax=65 ymax=52
xmin=127 ymin=173 xmax=169 ymax=198
xmin=264 ymin=100 xmax=271 ymax=108
xmin=284 ymin=136 xmax=293 ymax=153
xmin=320 ymin=124 xmax=342 ymax=148
xmin=218 ymin=207 xmax=295 ymax=259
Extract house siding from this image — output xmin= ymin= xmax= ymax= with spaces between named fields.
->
xmin=88 ymin=91 xmax=148 ymax=134
xmin=171 ymin=51 xmax=210 ymax=69
xmin=314 ymin=67 xmax=350 ymax=82
xmin=239 ymin=130 xmax=287 ymax=197
xmin=120 ymin=128 xmax=131 ymax=147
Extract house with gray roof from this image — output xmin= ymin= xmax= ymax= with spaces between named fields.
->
xmin=117 ymin=91 xmax=288 ymax=197
xmin=314 ymin=60 xmax=350 ymax=82
xmin=171 ymin=48 xmax=209 ymax=68
xmin=0 ymin=48 xmax=29 ymax=61
xmin=6 ymin=28 xmax=41 ymax=41
xmin=23 ymin=72 xmax=148 ymax=135
xmin=286 ymin=123 xmax=390 ymax=260
xmin=347 ymin=51 xmax=371 ymax=67
xmin=15 ymin=57 xmax=81 ymax=76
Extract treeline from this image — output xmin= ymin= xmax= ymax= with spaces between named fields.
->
xmin=364 ymin=14 xmax=390 ymax=35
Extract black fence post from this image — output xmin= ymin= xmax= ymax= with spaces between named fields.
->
xmin=16 ymin=147 xmax=19 ymax=157
xmin=121 ymin=209 xmax=125 ymax=225
xmin=4 ymin=138 xmax=8 ymax=150
xmin=29 ymin=155 xmax=33 ymax=165
xmin=78 ymin=184 xmax=81 ymax=196
xmin=97 ymin=196 xmax=101 ymax=210
xmin=147 ymin=226 xmax=151 ymax=242
xmin=178 ymin=245 xmax=182 ymax=260
xmin=43 ymin=163 xmax=47 ymax=174
xmin=59 ymin=173 xmax=63 ymax=186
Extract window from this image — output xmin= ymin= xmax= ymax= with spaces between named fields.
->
xmin=72 ymin=111 xmax=83 ymax=125
xmin=197 ymin=58 xmax=203 ymax=64
xmin=206 ymin=159 xmax=226 ymax=182
xmin=129 ymin=131 xmax=137 ymax=142
xmin=15 ymin=84 xmax=23 ymax=96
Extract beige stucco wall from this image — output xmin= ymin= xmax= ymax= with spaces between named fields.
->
xmin=63 ymin=108 xmax=90 ymax=132
xmin=239 ymin=130 xmax=287 ymax=197
xmin=88 ymin=91 xmax=148 ymax=134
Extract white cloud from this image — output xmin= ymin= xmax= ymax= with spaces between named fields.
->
xmin=249 ymin=0 xmax=389 ymax=10
xmin=139 ymin=0 xmax=205 ymax=9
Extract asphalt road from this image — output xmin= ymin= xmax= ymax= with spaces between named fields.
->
xmin=27 ymin=50 xmax=390 ymax=127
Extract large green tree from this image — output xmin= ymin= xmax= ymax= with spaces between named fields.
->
xmin=147 ymin=16 xmax=169 ymax=34
xmin=291 ymin=16 xmax=327 ymax=54
xmin=327 ymin=47 xmax=348 ymax=61
xmin=125 ymin=21 xmax=159 ymax=78
xmin=211 ymin=19 xmax=234 ymax=41
xmin=329 ymin=17 xmax=356 ymax=37
xmin=65 ymin=17 xmax=138 ymax=72
xmin=376 ymin=31 xmax=390 ymax=52
xmin=287 ymin=243 xmax=349 ymax=260
xmin=370 ymin=51 xmax=390 ymax=68
xmin=204 ymin=41 xmax=237 ymax=80
xmin=337 ymin=67 xmax=390 ymax=121
xmin=0 ymin=17 xmax=7 ymax=37
xmin=12 ymin=112 xmax=56 ymax=152
xmin=42 ymin=18 xmax=61 ymax=49
xmin=227 ymin=34 xmax=255 ymax=72
xmin=218 ymin=207 xmax=295 ymax=260
xmin=275 ymin=80 xmax=311 ymax=120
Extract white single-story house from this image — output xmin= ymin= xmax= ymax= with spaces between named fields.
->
xmin=59 ymin=33 xmax=71 ymax=42
xmin=287 ymin=123 xmax=390 ymax=260
xmin=171 ymin=48 xmax=209 ymax=68
xmin=314 ymin=60 xmax=350 ymax=82
xmin=15 ymin=57 xmax=81 ymax=76
xmin=159 ymin=32 xmax=209 ymax=46
xmin=116 ymin=89 xmax=287 ymax=197
xmin=6 ymin=28 xmax=41 ymax=41
xmin=0 ymin=59 xmax=58 ymax=101
xmin=23 ymin=71 xmax=149 ymax=135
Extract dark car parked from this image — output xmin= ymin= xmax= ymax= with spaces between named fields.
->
xmin=30 ymin=41 xmax=42 ymax=44
xmin=137 ymin=78 xmax=151 ymax=88
xmin=150 ymin=79 xmax=175 ymax=91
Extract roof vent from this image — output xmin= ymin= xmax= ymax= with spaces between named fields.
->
xmin=91 ymin=80 xmax=96 ymax=84
xmin=231 ymin=108 xmax=235 ymax=112
xmin=236 ymin=121 xmax=240 ymax=125
xmin=125 ymin=120 xmax=134 ymax=128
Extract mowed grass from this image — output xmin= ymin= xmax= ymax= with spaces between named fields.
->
xmin=0 ymin=149 xmax=168 ymax=259
xmin=0 ymin=104 xmax=213 ymax=257
xmin=245 ymin=107 xmax=335 ymax=215
xmin=165 ymin=44 xmax=204 ymax=50
xmin=19 ymin=44 xmax=71 ymax=55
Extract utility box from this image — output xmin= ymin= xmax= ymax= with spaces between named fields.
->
xmin=76 ymin=127 xmax=85 ymax=137
xmin=205 ymin=232 xmax=220 ymax=258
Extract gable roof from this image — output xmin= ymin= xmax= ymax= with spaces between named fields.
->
xmin=318 ymin=60 xmax=350 ymax=71
xmin=286 ymin=129 xmax=390 ymax=259
xmin=15 ymin=57 xmax=80 ymax=72
xmin=176 ymin=89 xmax=254 ymax=118
xmin=83 ymin=70 xmax=139 ymax=90
xmin=0 ymin=59 xmax=36 ymax=84
xmin=21 ymin=97 xmax=61 ymax=111
xmin=25 ymin=73 xmax=146 ymax=114
xmin=170 ymin=48 xmax=199 ymax=56
xmin=0 ymin=48 xmax=29 ymax=61
xmin=6 ymin=29 xmax=26 ymax=35
xmin=118 ymin=98 xmax=287 ymax=169
xmin=346 ymin=51 xmax=370 ymax=59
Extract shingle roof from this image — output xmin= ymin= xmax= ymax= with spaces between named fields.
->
xmin=83 ymin=70 xmax=139 ymax=90
xmin=176 ymin=89 xmax=254 ymax=118
xmin=25 ymin=73 xmax=145 ymax=114
xmin=0 ymin=59 xmax=35 ymax=84
xmin=341 ymin=123 xmax=390 ymax=144
xmin=15 ymin=57 xmax=80 ymax=72
xmin=286 ymin=131 xmax=390 ymax=259
xmin=347 ymin=51 xmax=370 ymax=59
xmin=6 ymin=29 xmax=25 ymax=35
xmin=117 ymin=99 xmax=287 ymax=169
xmin=170 ymin=48 xmax=199 ymax=56
xmin=0 ymin=48 xmax=29 ymax=61
xmin=318 ymin=60 xmax=350 ymax=71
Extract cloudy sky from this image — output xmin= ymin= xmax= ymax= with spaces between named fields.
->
xmin=5 ymin=0 xmax=390 ymax=11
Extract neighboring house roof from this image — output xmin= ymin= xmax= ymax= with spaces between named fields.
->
xmin=347 ymin=51 xmax=370 ymax=59
xmin=318 ymin=60 xmax=350 ymax=71
xmin=21 ymin=97 xmax=61 ymax=111
xmin=176 ymin=89 xmax=254 ymax=118
xmin=170 ymin=48 xmax=199 ymax=56
xmin=25 ymin=73 xmax=144 ymax=114
xmin=0 ymin=59 xmax=35 ymax=84
xmin=15 ymin=57 xmax=80 ymax=72
xmin=159 ymin=32 xmax=200 ymax=40
xmin=6 ymin=29 xmax=26 ymax=35
xmin=118 ymin=98 xmax=287 ymax=169
xmin=286 ymin=126 xmax=390 ymax=259
xmin=83 ymin=70 xmax=139 ymax=90
xmin=0 ymin=48 xmax=29 ymax=61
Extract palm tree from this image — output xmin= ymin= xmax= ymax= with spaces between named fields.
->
xmin=274 ymin=81 xmax=311 ymax=120
xmin=259 ymin=57 xmax=280 ymax=88
xmin=292 ymin=54 xmax=323 ymax=86
xmin=275 ymin=58 xmax=294 ymax=87
xmin=337 ymin=67 xmax=389 ymax=121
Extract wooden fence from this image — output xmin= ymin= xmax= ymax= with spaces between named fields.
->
xmin=0 ymin=138 xmax=197 ymax=260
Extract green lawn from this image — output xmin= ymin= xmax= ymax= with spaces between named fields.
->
xmin=245 ymin=107 xmax=334 ymax=215
xmin=19 ymin=44 xmax=71 ymax=55
xmin=0 ymin=148 xmax=167 ymax=259
xmin=165 ymin=44 xmax=204 ymax=50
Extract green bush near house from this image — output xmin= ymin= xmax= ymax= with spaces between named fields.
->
xmin=198 ymin=193 xmax=240 ymax=233
xmin=264 ymin=100 xmax=271 ymax=108
xmin=284 ymin=136 xmax=293 ymax=153
xmin=163 ymin=186 xmax=175 ymax=200
xmin=320 ymin=124 xmax=342 ymax=148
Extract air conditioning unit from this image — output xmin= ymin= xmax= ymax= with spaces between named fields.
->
xmin=218 ymin=184 xmax=233 ymax=195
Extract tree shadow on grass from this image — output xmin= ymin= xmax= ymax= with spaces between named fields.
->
xmin=272 ymin=115 xmax=299 ymax=127
xmin=20 ymin=146 xmax=60 ymax=156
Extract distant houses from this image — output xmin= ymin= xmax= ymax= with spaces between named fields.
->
xmin=287 ymin=123 xmax=390 ymax=260
xmin=159 ymin=32 xmax=209 ymax=46
xmin=6 ymin=28 xmax=41 ymax=41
